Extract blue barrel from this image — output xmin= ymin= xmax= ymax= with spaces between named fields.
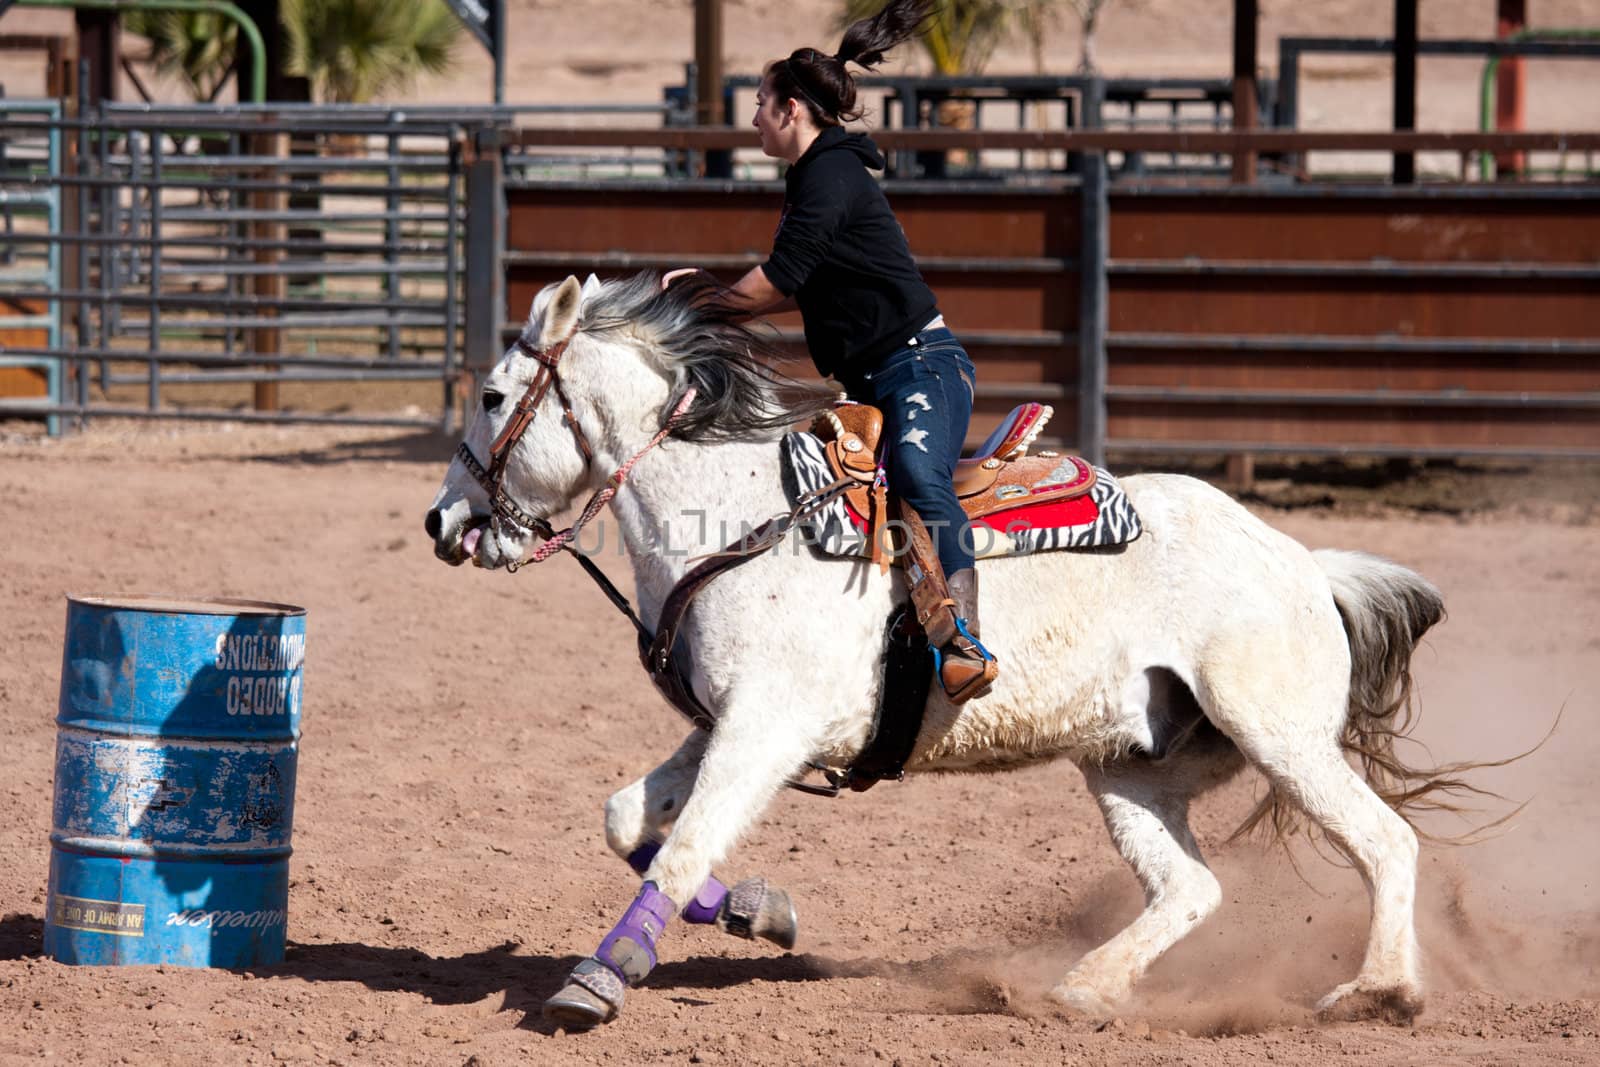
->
xmin=45 ymin=595 xmax=304 ymax=968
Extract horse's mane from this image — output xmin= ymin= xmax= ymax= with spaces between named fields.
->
xmin=578 ymin=272 xmax=836 ymax=443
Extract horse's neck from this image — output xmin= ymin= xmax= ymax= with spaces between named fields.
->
xmin=606 ymin=435 xmax=789 ymax=620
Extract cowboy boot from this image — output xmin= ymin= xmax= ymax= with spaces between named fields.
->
xmin=948 ymin=567 xmax=983 ymax=640
xmin=937 ymin=567 xmax=997 ymax=704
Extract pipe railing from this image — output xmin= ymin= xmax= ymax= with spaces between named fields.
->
xmin=1478 ymin=29 xmax=1600 ymax=180
xmin=11 ymin=0 xmax=268 ymax=103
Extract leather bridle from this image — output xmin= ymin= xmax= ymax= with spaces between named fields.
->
xmin=456 ymin=325 xmax=698 ymax=571
xmin=456 ymin=329 xmax=586 ymax=545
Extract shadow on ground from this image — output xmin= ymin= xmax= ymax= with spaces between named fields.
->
xmin=0 ymin=913 xmax=43 ymax=961
xmin=269 ymin=938 xmax=1043 ymax=1031
xmin=272 ymin=939 xmax=843 ymax=1032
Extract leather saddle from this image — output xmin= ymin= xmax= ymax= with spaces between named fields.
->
xmin=644 ymin=401 xmax=1107 ymax=796
xmin=811 ymin=401 xmax=1095 ymax=556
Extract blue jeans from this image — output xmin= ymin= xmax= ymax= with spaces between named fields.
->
xmin=838 ymin=327 xmax=977 ymax=576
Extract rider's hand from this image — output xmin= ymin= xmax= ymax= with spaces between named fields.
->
xmin=661 ymin=268 xmax=699 ymax=289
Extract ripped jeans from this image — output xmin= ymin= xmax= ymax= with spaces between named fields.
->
xmin=837 ymin=326 xmax=977 ymax=576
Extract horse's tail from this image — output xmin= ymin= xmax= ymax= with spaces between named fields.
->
xmin=1318 ymin=547 xmax=1443 ymax=758
xmin=1235 ymin=549 xmax=1514 ymax=845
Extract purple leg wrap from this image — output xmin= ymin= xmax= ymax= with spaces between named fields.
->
xmin=682 ymin=877 xmax=727 ymax=924
xmin=624 ymin=841 xmax=660 ymax=874
xmin=624 ymin=842 xmax=728 ymax=926
xmin=595 ymin=882 xmax=676 ymax=987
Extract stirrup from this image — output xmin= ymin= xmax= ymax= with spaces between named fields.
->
xmin=932 ymin=618 xmax=998 ymax=704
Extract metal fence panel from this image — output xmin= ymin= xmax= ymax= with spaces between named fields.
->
xmin=500 ymin=129 xmax=1600 ymax=461
xmin=0 ymin=104 xmax=493 ymax=433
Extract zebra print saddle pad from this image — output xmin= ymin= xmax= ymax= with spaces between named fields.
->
xmin=780 ymin=431 xmax=1142 ymax=560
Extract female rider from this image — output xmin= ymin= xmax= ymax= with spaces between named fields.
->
xmin=669 ymin=0 xmax=995 ymax=703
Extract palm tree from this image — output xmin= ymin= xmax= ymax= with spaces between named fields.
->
xmin=123 ymin=10 xmax=238 ymax=102
xmin=283 ymin=0 xmax=462 ymax=104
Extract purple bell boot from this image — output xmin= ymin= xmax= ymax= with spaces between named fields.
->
xmin=541 ymin=845 xmax=801 ymax=1028
xmin=543 ymin=881 xmax=674 ymax=1028
xmin=626 ymin=842 xmax=798 ymax=948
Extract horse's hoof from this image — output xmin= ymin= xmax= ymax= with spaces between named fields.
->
xmin=718 ymin=877 xmax=799 ymax=951
xmin=542 ymin=957 xmax=625 ymax=1029
xmin=1315 ymin=979 xmax=1423 ymax=1026
xmin=1044 ymin=981 xmax=1119 ymax=1020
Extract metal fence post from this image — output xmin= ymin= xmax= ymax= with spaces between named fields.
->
xmin=464 ymin=125 xmax=506 ymax=380
xmin=1074 ymin=75 xmax=1105 ymax=178
xmin=1276 ymin=39 xmax=1300 ymax=128
xmin=442 ymin=131 xmax=463 ymax=434
xmin=250 ymin=118 xmax=287 ymax=412
xmin=1076 ymin=151 xmax=1108 ymax=467
xmin=69 ymin=83 xmax=90 ymax=424
xmin=385 ymin=119 xmax=402 ymax=361
xmin=148 ymin=131 xmax=163 ymax=412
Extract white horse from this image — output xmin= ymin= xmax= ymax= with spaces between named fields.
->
xmin=425 ymin=272 xmax=1463 ymax=1029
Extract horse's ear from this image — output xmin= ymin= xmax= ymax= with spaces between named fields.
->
xmin=526 ymin=278 xmax=559 ymax=327
xmin=580 ymin=274 xmax=603 ymax=302
xmin=539 ymin=275 xmax=583 ymax=349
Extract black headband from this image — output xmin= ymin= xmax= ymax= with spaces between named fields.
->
xmin=782 ymin=57 xmax=837 ymax=122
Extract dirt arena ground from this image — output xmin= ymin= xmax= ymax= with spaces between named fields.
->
xmin=0 ymin=419 xmax=1595 ymax=1066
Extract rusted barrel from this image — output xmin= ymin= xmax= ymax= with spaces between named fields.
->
xmin=45 ymin=595 xmax=305 ymax=967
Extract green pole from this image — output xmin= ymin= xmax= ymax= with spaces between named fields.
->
xmin=1479 ymin=28 xmax=1600 ymax=180
xmin=16 ymin=0 xmax=268 ymax=103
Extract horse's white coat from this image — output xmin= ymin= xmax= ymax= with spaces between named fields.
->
xmin=428 ymin=276 xmax=1433 ymax=1022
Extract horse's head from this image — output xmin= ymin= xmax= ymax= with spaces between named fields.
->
xmin=425 ymin=273 xmax=615 ymax=570
xmin=425 ymin=271 xmax=832 ymax=571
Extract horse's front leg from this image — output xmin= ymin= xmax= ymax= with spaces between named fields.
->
xmin=602 ymin=730 xmax=797 ymax=949
xmin=543 ymin=698 xmax=816 ymax=1028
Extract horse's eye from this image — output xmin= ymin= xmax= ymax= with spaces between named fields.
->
xmin=482 ymin=389 xmax=504 ymax=413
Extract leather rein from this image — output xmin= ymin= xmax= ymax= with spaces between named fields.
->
xmin=454 ymin=326 xmax=853 ymax=797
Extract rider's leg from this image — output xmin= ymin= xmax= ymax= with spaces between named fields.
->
xmin=861 ymin=331 xmax=994 ymax=702
xmin=898 ymin=503 xmax=995 ymax=703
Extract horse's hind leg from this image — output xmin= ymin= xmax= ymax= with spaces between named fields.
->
xmin=602 ymin=729 xmax=797 ymax=949
xmin=1049 ymin=756 xmax=1225 ymax=1015
xmin=1202 ymin=654 xmax=1423 ymax=1023
xmin=1240 ymin=733 xmax=1422 ymax=1023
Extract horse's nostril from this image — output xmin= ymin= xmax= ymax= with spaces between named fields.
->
xmin=423 ymin=508 xmax=443 ymax=540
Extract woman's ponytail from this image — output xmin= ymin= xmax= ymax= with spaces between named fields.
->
xmin=766 ymin=0 xmax=932 ymax=125
xmin=835 ymin=0 xmax=935 ymax=72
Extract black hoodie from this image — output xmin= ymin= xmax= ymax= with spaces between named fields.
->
xmin=761 ymin=126 xmax=939 ymax=377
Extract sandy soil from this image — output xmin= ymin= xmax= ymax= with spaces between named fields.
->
xmin=0 ymin=418 xmax=1596 ymax=1066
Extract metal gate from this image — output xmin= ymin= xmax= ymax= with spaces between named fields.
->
xmin=0 ymin=103 xmax=492 ymax=431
